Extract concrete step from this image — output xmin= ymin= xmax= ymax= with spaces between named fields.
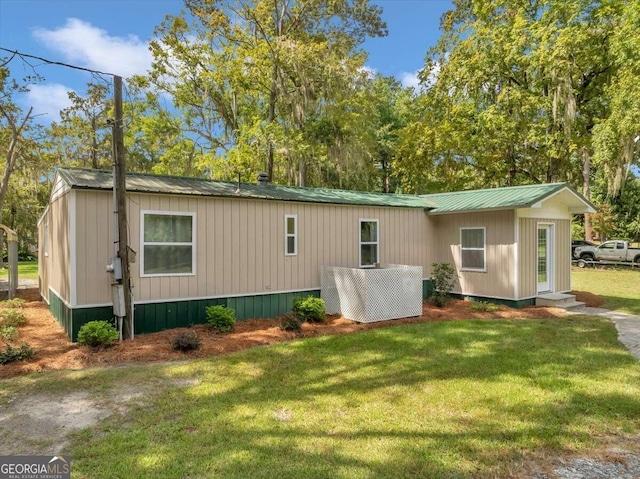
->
xmin=536 ymin=293 xmax=577 ymax=308
xmin=561 ymin=301 xmax=587 ymax=311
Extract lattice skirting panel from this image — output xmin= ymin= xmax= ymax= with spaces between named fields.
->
xmin=321 ymin=264 xmax=423 ymax=322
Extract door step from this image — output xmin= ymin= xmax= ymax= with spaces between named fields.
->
xmin=536 ymin=293 xmax=585 ymax=310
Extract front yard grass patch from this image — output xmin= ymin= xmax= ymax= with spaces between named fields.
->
xmin=0 ymin=261 xmax=38 ymax=281
xmin=572 ymin=268 xmax=640 ymax=315
xmin=49 ymin=315 xmax=640 ymax=478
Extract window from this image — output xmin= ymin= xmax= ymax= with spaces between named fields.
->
xmin=43 ymin=220 xmax=49 ymax=257
xmin=360 ymin=219 xmax=379 ymax=267
xmin=285 ymin=215 xmax=297 ymax=256
xmin=141 ymin=212 xmax=195 ymax=276
xmin=460 ymin=227 xmax=486 ymax=271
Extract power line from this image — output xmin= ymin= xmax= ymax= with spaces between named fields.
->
xmin=0 ymin=47 xmax=117 ymax=77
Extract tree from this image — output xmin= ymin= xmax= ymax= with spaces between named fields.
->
xmin=394 ymin=0 xmax=619 ymax=194
xmin=47 ymin=82 xmax=113 ymax=170
xmin=0 ymin=67 xmax=38 ymax=221
xmin=145 ymin=0 xmax=387 ymax=186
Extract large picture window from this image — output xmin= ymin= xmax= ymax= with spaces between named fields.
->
xmin=285 ymin=215 xmax=297 ymax=256
xmin=141 ymin=211 xmax=195 ymax=276
xmin=360 ymin=219 xmax=379 ymax=267
xmin=460 ymin=227 xmax=486 ymax=271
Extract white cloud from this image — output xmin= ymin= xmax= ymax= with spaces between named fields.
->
xmin=399 ymin=71 xmax=421 ymax=90
xmin=398 ymin=63 xmax=440 ymax=91
xmin=25 ymin=83 xmax=74 ymax=121
xmin=33 ymin=18 xmax=152 ymax=77
xmin=359 ymin=65 xmax=377 ymax=79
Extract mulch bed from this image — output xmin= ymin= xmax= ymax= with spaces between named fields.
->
xmin=1 ymin=289 xmax=577 ymax=379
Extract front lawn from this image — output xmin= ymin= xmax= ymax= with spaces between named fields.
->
xmin=48 ymin=316 xmax=640 ymax=478
xmin=572 ymin=267 xmax=640 ymax=315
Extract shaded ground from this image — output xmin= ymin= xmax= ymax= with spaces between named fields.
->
xmin=1 ymin=289 xmax=569 ymax=379
xmin=1 ymin=289 xmax=638 ymax=477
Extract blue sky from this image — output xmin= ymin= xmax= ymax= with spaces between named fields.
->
xmin=0 ymin=0 xmax=453 ymax=122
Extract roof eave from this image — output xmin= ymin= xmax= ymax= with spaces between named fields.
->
xmin=66 ymin=183 xmax=434 ymax=209
xmin=428 ymin=206 xmax=523 ymax=215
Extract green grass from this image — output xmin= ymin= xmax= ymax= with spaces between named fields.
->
xmin=0 ymin=261 xmax=38 ymax=280
xmin=572 ymin=267 xmax=640 ymax=315
xmin=2 ymin=316 xmax=634 ymax=478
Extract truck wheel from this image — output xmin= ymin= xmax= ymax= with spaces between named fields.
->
xmin=577 ymin=259 xmax=587 ymax=268
xmin=634 ymin=255 xmax=640 ymax=265
xmin=580 ymin=253 xmax=595 ymax=262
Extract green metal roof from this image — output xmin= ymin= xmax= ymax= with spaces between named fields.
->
xmin=421 ymin=183 xmax=586 ymax=213
xmin=57 ymin=168 xmax=435 ymax=209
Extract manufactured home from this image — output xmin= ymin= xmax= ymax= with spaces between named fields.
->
xmin=38 ymin=168 xmax=595 ymax=340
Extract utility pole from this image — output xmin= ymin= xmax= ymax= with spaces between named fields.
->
xmin=113 ymin=76 xmax=133 ymax=339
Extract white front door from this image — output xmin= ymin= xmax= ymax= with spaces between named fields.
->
xmin=537 ymin=225 xmax=553 ymax=293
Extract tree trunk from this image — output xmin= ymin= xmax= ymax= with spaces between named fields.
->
xmin=298 ymin=158 xmax=306 ymax=187
xmin=582 ymin=147 xmax=592 ymax=241
xmin=91 ymin=116 xmax=98 ymax=169
xmin=267 ymin=68 xmax=277 ymax=181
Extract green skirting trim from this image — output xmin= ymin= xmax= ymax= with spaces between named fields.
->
xmin=53 ymin=290 xmax=323 ymax=341
xmin=48 ymin=290 xmax=114 ymax=341
xmin=422 ymin=279 xmax=434 ymax=299
xmin=451 ymin=293 xmax=536 ymax=309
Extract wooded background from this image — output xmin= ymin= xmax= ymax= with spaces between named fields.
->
xmin=2 ymin=0 xmax=639 ymax=257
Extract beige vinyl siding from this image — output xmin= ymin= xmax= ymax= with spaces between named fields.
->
xmin=432 ymin=210 xmax=516 ymax=299
xmin=75 ymin=190 xmax=433 ymax=306
xmin=75 ymin=189 xmax=116 ymax=306
xmin=38 ymin=192 xmax=71 ymax=304
xmin=518 ymin=218 xmax=571 ymax=298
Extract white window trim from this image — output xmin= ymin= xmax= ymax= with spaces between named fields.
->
xmin=460 ymin=227 xmax=486 ymax=272
xmin=285 ymin=214 xmax=297 ymax=256
xmin=140 ymin=210 xmax=196 ymax=278
xmin=359 ymin=218 xmax=379 ymax=268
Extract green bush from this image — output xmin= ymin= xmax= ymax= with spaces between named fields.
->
xmin=171 ymin=330 xmax=201 ymax=351
xmin=469 ymin=301 xmax=503 ymax=312
xmin=0 ymin=343 xmax=34 ymax=364
xmin=431 ymin=262 xmax=457 ymax=308
xmin=0 ymin=325 xmax=18 ymax=341
xmin=1 ymin=298 xmax=26 ymax=309
xmin=206 ymin=305 xmax=236 ymax=333
xmin=279 ymin=313 xmax=303 ymax=332
xmin=77 ymin=320 xmax=120 ymax=347
xmin=0 ymin=308 xmax=27 ymax=327
xmin=292 ymin=296 xmax=326 ymax=323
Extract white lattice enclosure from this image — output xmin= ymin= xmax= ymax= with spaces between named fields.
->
xmin=321 ymin=264 xmax=423 ymax=323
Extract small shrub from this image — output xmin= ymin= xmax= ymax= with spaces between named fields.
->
xmin=469 ymin=301 xmax=503 ymax=312
xmin=292 ymin=296 xmax=326 ymax=323
xmin=206 ymin=305 xmax=236 ymax=333
xmin=0 ymin=325 xmax=18 ymax=341
xmin=279 ymin=313 xmax=302 ymax=332
xmin=0 ymin=308 xmax=27 ymax=327
xmin=77 ymin=320 xmax=119 ymax=347
xmin=171 ymin=330 xmax=201 ymax=351
xmin=431 ymin=262 xmax=457 ymax=308
xmin=0 ymin=343 xmax=34 ymax=364
xmin=1 ymin=298 xmax=26 ymax=309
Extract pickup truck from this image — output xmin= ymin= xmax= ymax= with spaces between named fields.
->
xmin=574 ymin=240 xmax=640 ymax=264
